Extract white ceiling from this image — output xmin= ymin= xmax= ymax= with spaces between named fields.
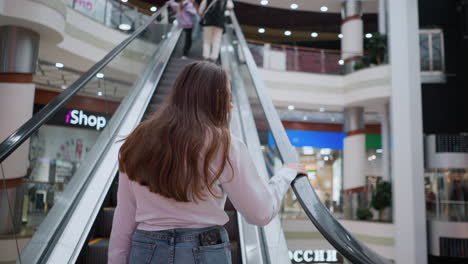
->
xmin=34 ymin=60 xmax=131 ymax=101
xmin=235 ymin=0 xmax=379 ymax=14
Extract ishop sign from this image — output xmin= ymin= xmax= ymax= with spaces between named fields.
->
xmin=289 ymin=249 xmax=342 ymax=264
xmin=65 ymin=110 xmax=107 ymax=131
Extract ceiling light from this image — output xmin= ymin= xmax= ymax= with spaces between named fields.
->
xmin=338 ymin=59 xmax=344 ymax=65
xmin=311 ymin=32 xmax=318 ymax=38
xmin=376 ymin=149 xmax=383 ymax=153
xmin=331 ymin=117 xmax=336 ymax=122
xmin=121 ymin=0 xmax=128 ymax=2
xmin=290 ymin=3 xmax=298 ymax=10
xmin=288 ymin=105 xmax=295 ymax=110
xmin=260 ymin=0 xmax=268 ymax=5
xmin=320 ymin=148 xmax=332 ymax=155
xmin=55 ymin=62 xmax=64 ymax=68
xmin=97 ymin=91 xmax=103 ymax=96
xmin=61 ymin=85 xmax=67 ymax=89
xmin=366 ymin=33 xmax=373 ymax=39
xmin=303 ymin=116 xmax=308 ymax=121
xmin=258 ymin=28 xmax=265 ymax=34
xmin=284 ymin=30 xmax=292 ymax=36
xmin=150 ymin=6 xmax=157 ymax=12
xmin=319 ymin=107 xmax=325 ymax=112
xmin=119 ymin=24 xmax=131 ymax=31
xmin=338 ymin=33 xmax=343 ymax=39
xmin=96 ymin=72 xmax=104 ymax=78
xmin=303 ymin=146 xmax=314 ymax=155
xmin=320 ymin=6 xmax=328 ymax=12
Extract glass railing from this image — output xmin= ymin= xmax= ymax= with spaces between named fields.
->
xmin=247 ymin=40 xmax=342 ymax=75
xmin=228 ymin=11 xmax=391 ymax=264
xmin=225 ymin=31 xmax=345 ymax=264
xmin=425 ymin=168 xmax=468 ymax=222
xmin=65 ymin=0 xmax=155 ymax=32
xmin=0 ymin=7 xmax=175 ymax=263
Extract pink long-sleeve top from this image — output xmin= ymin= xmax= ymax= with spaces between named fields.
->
xmin=108 ymin=135 xmax=297 ymax=264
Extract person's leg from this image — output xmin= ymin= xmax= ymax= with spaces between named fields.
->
xmin=210 ymin=27 xmax=224 ymax=61
xmin=202 ymin=26 xmax=213 ymax=60
xmin=183 ymin=28 xmax=193 ymax=57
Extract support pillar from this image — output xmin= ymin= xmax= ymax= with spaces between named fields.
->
xmin=0 ymin=26 xmax=39 ymax=236
xmin=342 ymin=106 xmax=366 ymax=219
xmin=381 ymin=102 xmax=391 ymax=182
xmin=388 ymin=0 xmax=428 ymax=262
xmin=341 ymin=0 xmax=364 ymax=74
xmin=378 ymin=0 xmax=388 ymax=35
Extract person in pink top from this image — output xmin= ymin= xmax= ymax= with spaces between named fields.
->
xmin=108 ymin=61 xmax=306 ymax=264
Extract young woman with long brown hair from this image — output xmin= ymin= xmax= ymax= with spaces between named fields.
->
xmin=108 ymin=61 xmax=306 ymax=264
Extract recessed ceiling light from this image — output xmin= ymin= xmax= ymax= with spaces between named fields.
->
xmin=320 ymin=148 xmax=332 ymax=155
xmin=61 ymin=85 xmax=67 ymax=89
xmin=97 ymin=91 xmax=103 ymax=96
xmin=311 ymin=32 xmax=318 ymax=38
xmin=319 ymin=107 xmax=325 ymax=112
xmin=121 ymin=0 xmax=128 ymax=2
xmin=338 ymin=33 xmax=343 ymax=39
xmin=96 ymin=73 xmax=104 ymax=78
xmin=55 ymin=62 xmax=64 ymax=68
xmin=150 ymin=6 xmax=157 ymax=12
xmin=338 ymin=59 xmax=344 ymax=65
xmin=119 ymin=24 xmax=131 ymax=31
xmin=366 ymin=33 xmax=373 ymax=39
xmin=284 ymin=30 xmax=292 ymax=36
xmin=288 ymin=105 xmax=295 ymax=110
xmin=258 ymin=28 xmax=265 ymax=34
xmin=320 ymin=6 xmax=328 ymax=12
xmin=290 ymin=3 xmax=298 ymax=10
xmin=260 ymin=0 xmax=268 ymax=5
xmin=303 ymin=146 xmax=314 ymax=155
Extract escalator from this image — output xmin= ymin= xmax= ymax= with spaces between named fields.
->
xmin=0 ymin=4 xmax=391 ymax=264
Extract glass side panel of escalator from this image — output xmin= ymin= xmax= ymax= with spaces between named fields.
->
xmin=223 ymin=25 xmax=350 ymax=264
xmin=0 ymin=13 xmax=177 ymax=263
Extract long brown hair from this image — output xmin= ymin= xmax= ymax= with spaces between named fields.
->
xmin=118 ymin=61 xmax=233 ymax=202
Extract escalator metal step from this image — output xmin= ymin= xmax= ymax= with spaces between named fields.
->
xmin=83 ymin=238 xmax=109 ymax=264
xmin=96 ymin=207 xmax=115 ymax=238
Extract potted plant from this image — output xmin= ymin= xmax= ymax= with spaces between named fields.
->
xmin=371 ymin=181 xmax=392 ymax=221
xmin=356 ymin=207 xmax=373 ymax=220
xmin=366 ymin=32 xmax=388 ymax=65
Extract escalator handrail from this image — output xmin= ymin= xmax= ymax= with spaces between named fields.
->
xmin=0 ymin=3 xmax=168 ymax=163
xmin=229 ymin=12 xmax=392 ymax=264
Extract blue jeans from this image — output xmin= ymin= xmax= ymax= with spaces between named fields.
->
xmin=128 ymin=226 xmax=232 ymax=264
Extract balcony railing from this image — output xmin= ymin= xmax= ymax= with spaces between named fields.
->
xmin=66 ymin=0 xmax=154 ymax=32
xmin=247 ymin=39 xmax=343 ymax=75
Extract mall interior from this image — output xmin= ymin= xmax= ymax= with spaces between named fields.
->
xmin=0 ymin=0 xmax=467 ymax=263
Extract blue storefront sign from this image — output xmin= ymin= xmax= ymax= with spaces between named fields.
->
xmin=269 ymin=130 xmax=345 ymax=149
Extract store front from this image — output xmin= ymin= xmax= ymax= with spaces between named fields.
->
xmin=22 ymin=89 xmax=118 ymax=227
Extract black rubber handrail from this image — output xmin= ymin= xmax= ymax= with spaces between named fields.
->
xmin=229 ymin=12 xmax=392 ymax=264
xmin=0 ymin=4 xmax=168 ymax=163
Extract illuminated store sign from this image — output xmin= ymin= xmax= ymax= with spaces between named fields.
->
xmin=34 ymin=105 xmax=110 ymax=131
xmin=65 ymin=110 xmax=107 ymax=131
xmin=289 ymin=249 xmax=341 ymax=264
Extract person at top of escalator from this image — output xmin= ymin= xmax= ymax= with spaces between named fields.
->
xmin=198 ymin=0 xmax=234 ymax=62
xmin=108 ymin=61 xmax=306 ymax=264
xmin=169 ymin=0 xmax=198 ymax=59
